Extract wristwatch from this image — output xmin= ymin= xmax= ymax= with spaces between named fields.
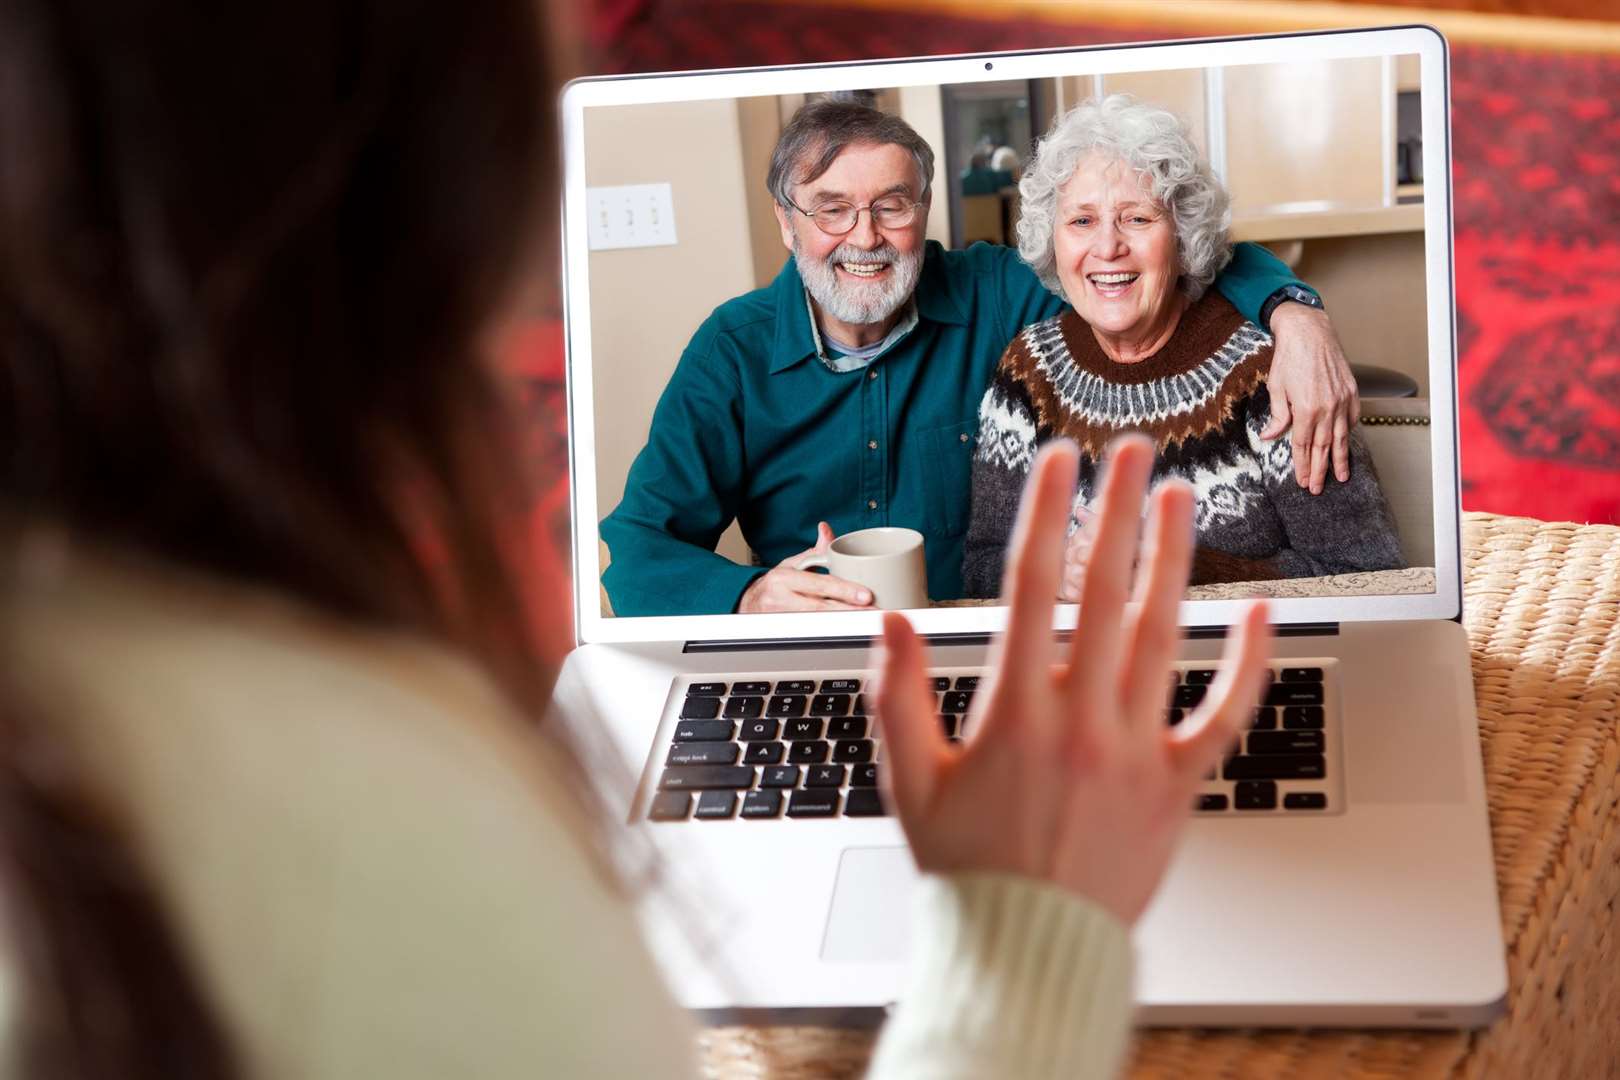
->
xmin=1259 ymin=283 xmax=1324 ymax=333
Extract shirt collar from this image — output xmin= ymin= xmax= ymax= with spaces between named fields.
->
xmin=767 ymin=241 xmax=965 ymax=374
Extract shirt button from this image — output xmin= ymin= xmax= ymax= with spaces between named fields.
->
xmin=959 ymin=433 xmax=969 ymax=443
xmin=868 ymin=370 xmax=878 ymax=380
xmin=867 ymin=500 xmax=878 ymax=510
xmin=867 ymin=440 xmax=878 ymax=450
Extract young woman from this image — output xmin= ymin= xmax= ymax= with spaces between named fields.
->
xmin=0 ymin=2 xmax=1268 ymax=1076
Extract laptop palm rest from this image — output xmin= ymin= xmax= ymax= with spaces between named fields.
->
xmin=821 ymin=847 xmax=915 ymax=964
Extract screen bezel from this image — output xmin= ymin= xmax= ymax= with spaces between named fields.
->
xmin=561 ymin=25 xmax=1460 ymax=646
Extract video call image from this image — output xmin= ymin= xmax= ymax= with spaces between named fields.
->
xmin=584 ymin=55 xmax=1437 ymax=618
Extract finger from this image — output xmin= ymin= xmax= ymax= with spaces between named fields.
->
xmin=815 ymin=521 xmax=835 ymax=551
xmin=1332 ymin=413 xmax=1352 ymax=485
xmin=988 ymin=441 xmax=1079 ymax=683
xmin=1120 ymin=481 xmax=1196 ymax=724
xmin=786 ymin=569 xmax=872 ymax=607
xmin=874 ymin=612 xmax=944 ymax=824
xmin=1290 ymin=423 xmax=1313 ymax=489
xmin=1065 ymin=435 xmax=1155 ymax=705
xmin=1260 ymin=387 xmax=1291 ymax=442
xmin=1308 ymin=423 xmax=1332 ymax=495
xmin=1169 ymin=601 xmax=1272 ymax=788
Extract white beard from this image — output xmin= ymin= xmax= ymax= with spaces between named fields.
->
xmin=793 ymin=237 xmax=923 ymax=328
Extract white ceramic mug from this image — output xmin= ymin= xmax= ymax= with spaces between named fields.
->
xmin=795 ymin=527 xmax=928 ymax=610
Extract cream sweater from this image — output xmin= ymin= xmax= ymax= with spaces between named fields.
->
xmin=0 ymin=546 xmax=1132 ymax=1078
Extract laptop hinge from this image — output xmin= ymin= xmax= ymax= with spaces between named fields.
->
xmin=684 ymin=623 xmax=1340 ymax=653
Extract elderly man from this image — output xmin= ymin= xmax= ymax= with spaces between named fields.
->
xmin=601 ymin=100 xmax=1357 ymax=617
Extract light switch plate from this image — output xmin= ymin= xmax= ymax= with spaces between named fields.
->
xmin=586 ymin=183 xmax=678 ymax=250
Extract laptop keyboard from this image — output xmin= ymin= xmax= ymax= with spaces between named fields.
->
xmin=646 ymin=663 xmax=1342 ymax=821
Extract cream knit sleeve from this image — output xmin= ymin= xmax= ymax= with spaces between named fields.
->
xmin=867 ymin=872 xmax=1135 ymax=1080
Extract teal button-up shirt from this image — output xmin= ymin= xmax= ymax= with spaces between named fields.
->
xmin=601 ymin=241 xmax=1305 ymax=617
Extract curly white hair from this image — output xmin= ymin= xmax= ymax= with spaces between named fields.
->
xmin=1015 ymin=93 xmax=1232 ymax=302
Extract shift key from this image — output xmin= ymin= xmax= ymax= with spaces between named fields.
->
xmin=658 ymin=766 xmax=754 ymax=790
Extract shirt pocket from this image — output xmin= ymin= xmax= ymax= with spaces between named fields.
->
xmin=920 ymin=419 xmax=977 ymax=538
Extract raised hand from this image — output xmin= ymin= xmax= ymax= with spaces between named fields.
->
xmin=875 ymin=436 xmax=1271 ymax=925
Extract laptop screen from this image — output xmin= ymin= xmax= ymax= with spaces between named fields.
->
xmin=563 ymin=28 xmax=1460 ymax=643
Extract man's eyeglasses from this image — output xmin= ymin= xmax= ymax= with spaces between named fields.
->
xmin=784 ymin=195 xmax=923 ymax=236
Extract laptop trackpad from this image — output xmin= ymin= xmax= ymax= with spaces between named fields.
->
xmin=821 ymin=847 xmax=915 ymax=964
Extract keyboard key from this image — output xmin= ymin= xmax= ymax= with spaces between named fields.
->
xmin=666 ymin=742 xmax=739 ymax=766
xmin=806 ymin=764 xmax=847 ymax=788
xmin=788 ymin=741 xmax=829 ymax=764
xmin=1281 ymin=667 xmax=1324 ymax=683
xmin=811 ymin=694 xmax=851 ymax=716
xmin=687 ymin=682 xmax=726 ymax=696
xmin=829 ymin=716 xmax=868 ymax=739
xmin=738 ymin=719 xmax=779 ymax=741
xmin=1283 ymin=706 xmax=1325 ymax=729
xmin=1196 ymin=794 xmax=1229 ymax=811
xmin=787 ymin=790 xmax=840 ymax=817
xmin=1184 ymin=669 xmax=1216 ymax=685
xmin=1285 ymin=792 xmax=1328 ymax=810
xmin=679 ymin=696 xmax=722 ymax=718
xmin=845 ymin=789 xmax=888 ymax=817
xmin=784 ymin=718 xmax=823 ymax=740
xmin=1174 ymin=684 xmax=1207 ymax=708
xmin=1165 ymin=708 xmax=1184 ymax=727
xmin=954 ymin=676 xmax=980 ymax=690
xmin=723 ymin=696 xmax=765 ymax=719
xmin=740 ymin=790 xmax=783 ymax=818
xmin=775 ymin=680 xmax=815 ymax=695
xmin=1248 ymin=731 xmax=1324 ymax=755
xmin=648 ymin=791 xmax=692 ymax=821
xmin=930 ymin=677 xmax=951 ymax=691
xmin=833 ymin=739 xmax=873 ymax=764
xmin=942 ymin=690 xmax=974 ymax=713
xmin=1223 ymin=754 xmax=1325 ymax=781
xmin=851 ymin=695 xmax=867 ymax=716
xmin=732 ymin=681 xmax=771 ymax=695
xmin=1251 ymin=706 xmax=1278 ymax=730
xmin=674 ymin=720 xmax=732 ymax=742
xmin=695 ymin=791 xmax=738 ymax=819
xmin=760 ymin=765 xmax=799 ymax=788
xmin=1266 ymin=683 xmax=1324 ymax=707
xmin=658 ymin=766 xmax=754 ymax=790
xmin=742 ymin=741 xmax=784 ymax=765
xmin=820 ymin=678 xmax=861 ymax=693
xmin=1234 ymin=780 xmax=1278 ymax=810
xmin=938 ymin=714 xmax=957 ymax=737
xmin=767 ymin=695 xmax=808 ymax=717
xmin=851 ymin=764 xmax=879 ymax=787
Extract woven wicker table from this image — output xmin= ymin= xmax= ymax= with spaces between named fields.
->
xmin=700 ymin=512 xmax=1620 ymax=1079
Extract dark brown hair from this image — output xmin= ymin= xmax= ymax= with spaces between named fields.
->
xmin=0 ymin=0 xmax=558 ymax=1072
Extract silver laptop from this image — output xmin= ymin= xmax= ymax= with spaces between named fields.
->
xmin=554 ymin=25 xmax=1507 ymax=1027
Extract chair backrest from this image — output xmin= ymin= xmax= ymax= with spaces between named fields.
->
xmin=1358 ymin=397 xmax=1435 ymax=568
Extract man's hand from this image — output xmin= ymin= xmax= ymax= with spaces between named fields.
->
xmin=874 ymin=438 xmax=1271 ymax=925
xmin=737 ymin=522 xmax=874 ymax=613
xmin=1262 ymin=303 xmax=1359 ymax=495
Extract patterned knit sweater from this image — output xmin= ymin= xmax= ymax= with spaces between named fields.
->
xmin=963 ymin=294 xmax=1405 ymax=598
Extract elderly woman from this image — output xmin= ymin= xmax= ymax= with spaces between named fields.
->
xmin=964 ymin=95 xmax=1404 ymax=598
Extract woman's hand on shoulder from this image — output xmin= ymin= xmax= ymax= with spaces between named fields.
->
xmin=874 ymin=436 xmax=1271 ymax=925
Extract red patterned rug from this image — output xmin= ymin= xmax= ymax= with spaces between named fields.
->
xmin=516 ymin=1 xmax=1620 ymax=533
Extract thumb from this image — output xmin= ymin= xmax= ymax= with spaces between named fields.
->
xmin=1260 ymin=386 xmax=1292 ymax=442
xmin=815 ymin=521 xmax=835 ymax=551
xmin=873 ymin=612 xmax=941 ymax=824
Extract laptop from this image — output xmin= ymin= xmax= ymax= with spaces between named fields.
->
xmin=553 ymin=25 xmax=1508 ymax=1027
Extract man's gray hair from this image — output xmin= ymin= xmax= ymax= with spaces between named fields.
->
xmin=1015 ymin=94 xmax=1232 ymax=302
xmin=767 ymin=98 xmax=935 ymax=208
